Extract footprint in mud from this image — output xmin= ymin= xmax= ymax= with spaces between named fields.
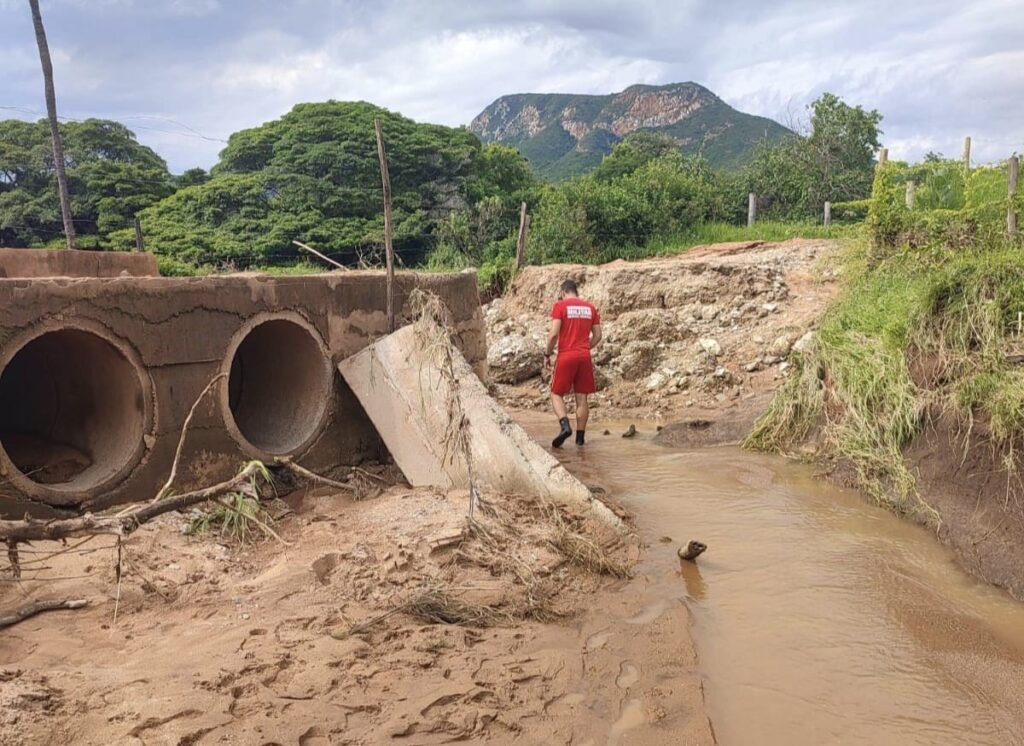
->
xmin=608 ymin=698 xmax=645 ymax=745
xmin=615 ymin=661 xmax=640 ymax=689
xmin=311 ymin=553 xmax=341 ymax=585
xmin=625 ymin=598 xmax=673 ymax=625
xmin=585 ymin=630 xmax=612 ymax=652
xmin=298 ymin=725 xmax=330 ymax=745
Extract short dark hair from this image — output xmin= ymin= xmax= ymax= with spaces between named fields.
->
xmin=560 ymin=279 xmax=578 ymax=295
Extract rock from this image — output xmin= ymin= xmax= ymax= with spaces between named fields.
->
xmin=617 ymin=340 xmax=660 ymax=381
xmin=763 ymin=302 xmax=778 ymax=313
xmin=779 ymin=361 xmax=791 ymax=373
xmin=609 ymin=308 xmax=687 ymax=344
xmin=678 ymin=540 xmax=707 ymax=561
xmin=487 ymin=334 xmax=543 ymax=384
xmin=645 ymin=372 xmax=667 ymax=391
xmin=699 ymin=304 xmax=719 ymax=321
xmin=768 ymin=333 xmax=796 ymax=358
xmin=698 ymin=338 xmax=722 ymax=357
xmin=743 ymin=361 xmax=763 ymax=373
xmin=792 ymin=330 xmax=815 ymax=355
xmin=622 ymin=424 xmax=637 ymax=438
xmin=752 ymin=334 xmax=765 ymax=344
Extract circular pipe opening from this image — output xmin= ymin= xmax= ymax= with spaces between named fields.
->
xmin=0 ymin=328 xmax=148 ymax=494
xmin=223 ymin=316 xmax=332 ymax=457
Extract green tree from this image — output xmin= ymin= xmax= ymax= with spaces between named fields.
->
xmin=121 ymin=102 xmax=535 ymax=267
xmin=742 ymin=93 xmax=882 ymax=218
xmin=592 ymin=132 xmax=679 ymax=182
xmin=0 ymin=118 xmax=173 ymax=247
xmin=806 ymin=92 xmax=882 ymax=204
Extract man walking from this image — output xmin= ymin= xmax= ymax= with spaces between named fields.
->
xmin=544 ymin=279 xmax=602 ymax=448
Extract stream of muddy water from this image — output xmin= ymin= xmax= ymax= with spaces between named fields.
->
xmin=526 ymin=418 xmax=1024 ymax=745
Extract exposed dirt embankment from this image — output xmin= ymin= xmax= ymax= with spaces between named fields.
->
xmin=0 ymin=481 xmax=713 ymax=745
xmin=486 ymin=239 xmax=841 ymax=442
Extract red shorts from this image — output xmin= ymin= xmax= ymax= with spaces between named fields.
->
xmin=551 ymin=352 xmax=596 ymax=396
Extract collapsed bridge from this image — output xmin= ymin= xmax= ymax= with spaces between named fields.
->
xmin=0 ymin=249 xmax=486 ymax=514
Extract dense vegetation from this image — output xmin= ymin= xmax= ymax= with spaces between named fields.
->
xmin=746 ymin=151 xmax=1024 ymax=516
xmin=1 ymin=93 xmax=879 ymax=284
xmin=0 ymin=118 xmax=175 ymax=247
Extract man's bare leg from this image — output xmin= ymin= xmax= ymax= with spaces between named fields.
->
xmin=551 ymin=392 xmax=568 ymax=420
xmin=574 ymin=393 xmax=589 ymax=445
xmin=550 ymin=392 xmax=572 ymax=448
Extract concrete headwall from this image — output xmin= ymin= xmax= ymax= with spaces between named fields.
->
xmin=0 ymin=249 xmax=159 ymax=278
xmin=0 ymin=270 xmax=485 ymax=514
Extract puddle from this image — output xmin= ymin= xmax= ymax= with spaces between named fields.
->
xmin=527 ymin=417 xmax=1024 ymax=745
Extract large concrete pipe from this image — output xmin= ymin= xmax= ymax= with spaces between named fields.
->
xmin=0 ymin=323 xmax=151 ymax=503
xmin=221 ymin=313 xmax=333 ymax=459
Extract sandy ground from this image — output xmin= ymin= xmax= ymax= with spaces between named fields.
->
xmin=0 ymin=479 xmax=713 ymax=745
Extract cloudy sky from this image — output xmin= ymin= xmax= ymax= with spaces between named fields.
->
xmin=2 ymin=0 xmax=1021 ymax=173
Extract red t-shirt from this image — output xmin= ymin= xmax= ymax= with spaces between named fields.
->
xmin=551 ymin=298 xmax=601 ymax=355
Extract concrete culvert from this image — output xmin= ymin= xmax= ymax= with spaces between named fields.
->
xmin=224 ymin=316 xmax=332 ymax=457
xmin=0 ymin=328 xmax=148 ymax=493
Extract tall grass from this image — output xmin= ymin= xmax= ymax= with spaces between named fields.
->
xmin=746 ymin=238 xmax=1024 ymax=517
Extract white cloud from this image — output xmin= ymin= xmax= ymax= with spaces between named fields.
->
xmin=1 ymin=0 xmax=1020 ymax=171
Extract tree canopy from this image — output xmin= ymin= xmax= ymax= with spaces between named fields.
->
xmin=105 ymin=101 xmax=535 ymax=267
xmin=0 ymin=118 xmax=174 ymax=247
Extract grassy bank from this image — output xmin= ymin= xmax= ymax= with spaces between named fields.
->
xmin=745 ymin=237 xmax=1024 ymax=518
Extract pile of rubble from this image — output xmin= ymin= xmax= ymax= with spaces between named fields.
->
xmin=484 ymin=239 xmax=838 ymax=416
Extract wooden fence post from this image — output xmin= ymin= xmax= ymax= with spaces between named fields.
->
xmin=823 ymin=201 xmax=832 ymax=227
xmin=905 ymin=180 xmax=915 ymax=209
xmin=1009 ymin=156 xmax=1019 ymax=235
xmin=133 ymin=216 xmax=145 ymax=253
xmin=747 ymin=192 xmax=757 ymax=227
xmin=515 ymin=201 xmax=528 ymax=270
xmin=962 ymin=136 xmax=972 ymax=174
xmin=374 ymin=118 xmax=395 ymax=333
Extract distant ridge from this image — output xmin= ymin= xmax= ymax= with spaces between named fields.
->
xmin=470 ymin=82 xmax=792 ymax=179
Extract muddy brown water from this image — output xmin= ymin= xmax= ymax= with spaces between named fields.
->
xmin=525 ymin=418 xmax=1024 ymax=745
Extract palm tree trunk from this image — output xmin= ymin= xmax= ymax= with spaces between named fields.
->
xmin=28 ymin=0 xmax=76 ymax=249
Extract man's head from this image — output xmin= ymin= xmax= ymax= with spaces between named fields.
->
xmin=559 ymin=279 xmax=579 ymax=299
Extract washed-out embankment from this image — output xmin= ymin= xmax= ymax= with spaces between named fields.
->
xmin=486 ymin=238 xmax=1024 ymax=601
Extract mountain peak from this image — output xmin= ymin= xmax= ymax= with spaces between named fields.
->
xmin=469 ymin=82 xmax=790 ymax=180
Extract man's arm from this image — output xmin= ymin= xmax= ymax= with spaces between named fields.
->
xmin=590 ymin=323 xmax=602 ymax=348
xmin=545 ymin=318 xmax=561 ymax=369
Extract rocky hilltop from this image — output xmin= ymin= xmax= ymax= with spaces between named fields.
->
xmin=470 ymin=82 xmax=792 ymax=179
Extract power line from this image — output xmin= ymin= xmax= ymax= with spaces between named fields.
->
xmin=0 ymin=105 xmax=228 ymax=143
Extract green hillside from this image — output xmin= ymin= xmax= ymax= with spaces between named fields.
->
xmin=470 ymin=82 xmax=792 ymax=180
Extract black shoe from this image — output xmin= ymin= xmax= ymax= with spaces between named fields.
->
xmin=575 ymin=430 xmax=585 ymax=446
xmin=552 ymin=417 xmax=573 ymax=448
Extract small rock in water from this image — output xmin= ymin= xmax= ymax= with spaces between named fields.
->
xmin=622 ymin=424 xmax=637 ymax=438
xmin=659 ymin=536 xmax=674 ymax=544
xmin=603 ymin=429 xmax=611 ymax=436
xmin=678 ymin=540 xmax=707 ymax=562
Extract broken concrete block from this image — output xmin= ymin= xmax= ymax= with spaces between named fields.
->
xmin=338 ymin=321 xmax=624 ymax=531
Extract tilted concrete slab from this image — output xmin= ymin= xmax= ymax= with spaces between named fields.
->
xmin=338 ymin=321 xmax=624 ymax=531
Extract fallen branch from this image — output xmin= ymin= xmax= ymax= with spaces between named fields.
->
xmin=0 ymin=598 xmax=88 ymax=630
xmin=279 ymin=458 xmax=352 ymax=491
xmin=1 ymin=462 xmax=263 ymax=546
xmin=152 ymin=373 xmax=227 ymax=504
